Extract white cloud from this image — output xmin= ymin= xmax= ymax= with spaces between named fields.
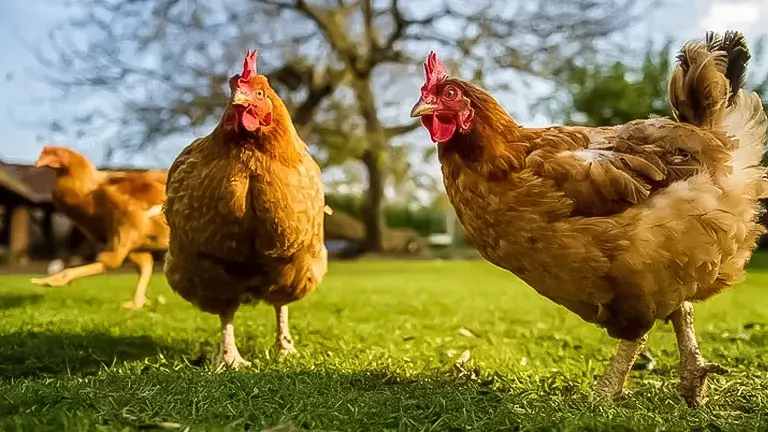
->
xmin=699 ymin=1 xmax=764 ymax=35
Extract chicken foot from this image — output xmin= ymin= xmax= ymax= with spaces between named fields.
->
xmin=30 ymin=262 xmax=107 ymax=287
xmin=595 ymin=334 xmax=648 ymax=400
xmin=670 ymin=301 xmax=728 ymax=407
xmin=216 ymin=309 xmax=251 ymax=370
xmin=122 ymin=252 xmax=154 ymax=310
xmin=274 ymin=305 xmax=297 ymax=356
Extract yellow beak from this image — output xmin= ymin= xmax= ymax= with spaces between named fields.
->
xmin=409 ymin=100 xmax=437 ymax=118
xmin=232 ymin=90 xmax=249 ymax=106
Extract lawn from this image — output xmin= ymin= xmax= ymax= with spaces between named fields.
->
xmin=1 ymin=257 xmax=768 ymax=431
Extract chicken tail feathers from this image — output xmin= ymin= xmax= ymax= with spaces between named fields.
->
xmin=707 ymin=31 xmax=750 ymax=106
xmin=668 ymin=31 xmax=750 ymax=129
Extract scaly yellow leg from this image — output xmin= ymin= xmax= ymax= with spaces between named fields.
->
xmin=121 ymin=252 xmax=154 ymax=309
xmin=670 ymin=302 xmax=728 ymax=407
xmin=274 ymin=304 xmax=297 ymax=356
xmin=595 ymin=334 xmax=648 ymax=400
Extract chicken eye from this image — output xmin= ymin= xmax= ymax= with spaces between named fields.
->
xmin=255 ymin=90 xmax=265 ymax=98
xmin=444 ymin=86 xmax=458 ymax=100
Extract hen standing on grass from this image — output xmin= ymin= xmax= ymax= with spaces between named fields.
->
xmin=409 ymin=31 xmax=768 ymax=407
xmin=31 ymin=146 xmax=168 ymax=309
xmin=163 ymin=50 xmax=328 ymax=369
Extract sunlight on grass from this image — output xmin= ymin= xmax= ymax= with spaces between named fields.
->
xmin=1 ymin=258 xmax=768 ymax=431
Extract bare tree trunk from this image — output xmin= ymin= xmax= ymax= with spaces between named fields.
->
xmin=355 ymin=78 xmax=386 ymax=252
xmin=360 ymin=149 xmax=385 ymax=252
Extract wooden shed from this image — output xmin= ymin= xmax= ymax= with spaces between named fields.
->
xmin=0 ymin=161 xmax=58 ymax=265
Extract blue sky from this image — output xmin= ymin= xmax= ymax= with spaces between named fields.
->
xmin=1 ymin=0 xmax=767 ymax=169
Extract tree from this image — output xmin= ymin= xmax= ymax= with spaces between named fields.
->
xmin=547 ymin=41 xmax=673 ymax=126
xmin=37 ymin=0 xmax=644 ymax=252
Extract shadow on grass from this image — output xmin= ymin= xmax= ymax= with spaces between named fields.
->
xmin=6 ymin=368 xmax=746 ymax=431
xmin=1 ymin=369 xmax=523 ymax=431
xmin=3 ymin=367 xmax=763 ymax=430
xmin=0 ymin=331 xmax=178 ymax=379
xmin=0 ymin=293 xmax=44 ymax=311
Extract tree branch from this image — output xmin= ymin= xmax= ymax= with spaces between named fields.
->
xmin=293 ymin=0 xmax=360 ymax=69
xmin=292 ymin=66 xmax=348 ymax=127
xmin=362 ymin=0 xmax=377 ymax=52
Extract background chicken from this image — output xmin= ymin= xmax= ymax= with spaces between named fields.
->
xmin=163 ymin=50 xmax=328 ymax=369
xmin=409 ymin=31 xmax=768 ymax=407
xmin=31 ymin=146 xmax=169 ymax=309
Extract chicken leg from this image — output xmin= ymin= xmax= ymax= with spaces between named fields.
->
xmin=274 ymin=305 xmax=297 ymax=356
xmin=30 ymin=262 xmax=107 ymax=287
xmin=122 ymin=252 xmax=154 ymax=309
xmin=670 ymin=301 xmax=728 ymax=407
xmin=216 ymin=308 xmax=251 ymax=370
xmin=595 ymin=334 xmax=648 ymax=399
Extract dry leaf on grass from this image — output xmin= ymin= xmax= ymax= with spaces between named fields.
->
xmin=633 ymin=350 xmax=657 ymax=371
xmin=451 ymin=349 xmax=480 ymax=380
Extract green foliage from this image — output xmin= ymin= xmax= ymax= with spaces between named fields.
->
xmin=384 ymin=204 xmax=445 ymax=237
xmin=326 ymin=193 xmax=446 ymax=237
xmin=555 ymin=42 xmax=674 ymax=126
xmin=325 ymin=194 xmax=365 ymax=219
xmin=3 ymin=260 xmax=768 ymax=430
xmin=753 ymin=78 xmax=768 ymax=113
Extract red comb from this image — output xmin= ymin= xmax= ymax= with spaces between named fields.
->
xmin=241 ymin=50 xmax=258 ymax=80
xmin=422 ymin=51 xmax=448 ymax=96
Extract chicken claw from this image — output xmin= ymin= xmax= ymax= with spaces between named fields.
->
xmin=121 ymin=298 xmax=152 ymax=309
xmin=215 ymin=310 xmax=251 ymax=371
xmin=276 ymin=336 xmax=297 ymax=357
xmin=671 ymin=302 xmax=727 ymax=407
xmin=216 ymin=352 xmax=252 ymax=371
xmin=678 ymin=361 xmax=728 ymax=407
xmin=30 ymin=270 xmax=73 ymax=287
xmin=595 ymin=334 xmax=648 ymax=401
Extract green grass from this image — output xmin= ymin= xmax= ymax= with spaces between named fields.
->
xmin=1 ymin=258 xmax=768 ymax=432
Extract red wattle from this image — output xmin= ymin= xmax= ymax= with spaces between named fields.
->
xmin=422 ymin=114 xmax=457 ymax=143
xmin=240 ymin=107 xmax=261 ymax=131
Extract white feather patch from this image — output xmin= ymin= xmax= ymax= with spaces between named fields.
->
xmin=722 ymin=90 xmax=768 ymax=196
xmin=145 ymin=204 xmax=163 ymax=218
xmin=573 ymin=149 xmax=613 ymax=162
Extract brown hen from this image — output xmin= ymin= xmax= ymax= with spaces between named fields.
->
xmin=31 ymin=146 xmax=168 ymax=309
xmin=163 ymin=50 xmax=328 ymax=369
xmin=410 ymin=31 xmax=768 ymax=406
